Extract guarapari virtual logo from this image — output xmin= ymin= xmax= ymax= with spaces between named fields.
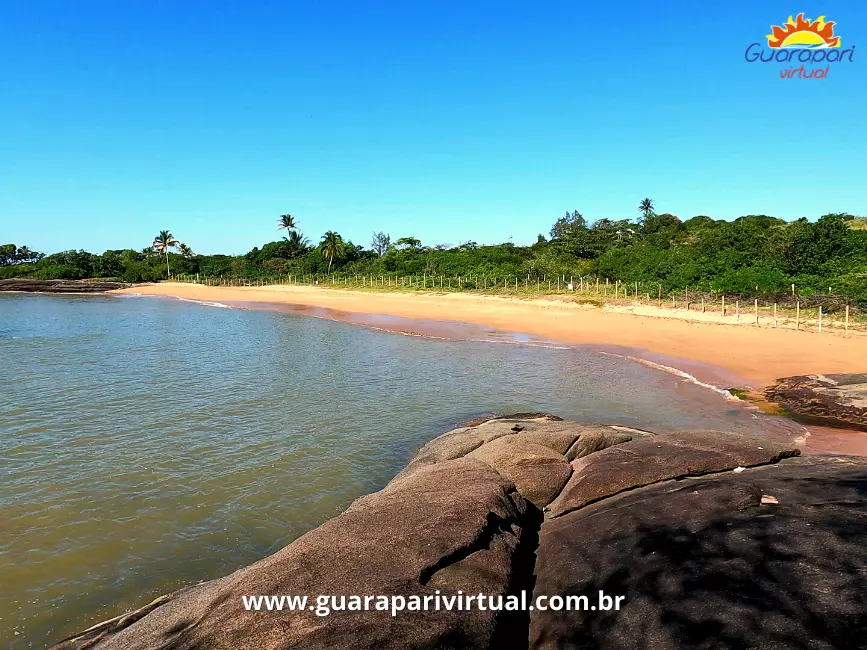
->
xmin=745 ymin=13 xmax=855 ymax=79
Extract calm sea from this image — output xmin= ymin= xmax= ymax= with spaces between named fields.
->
xmin=0 ymin=293 xmax=799 ymax=648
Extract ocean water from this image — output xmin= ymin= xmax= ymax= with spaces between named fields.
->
xmin=0 ymin=293 xmax=799 ymax=648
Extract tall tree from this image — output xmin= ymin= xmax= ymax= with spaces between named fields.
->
xmin=319 ymin=231 xmax=344 ymax=273
xmin=16 ymin=246 xmax=42 ymax=263
xmin=371 ymin=231 xmax=392 ymax=257
xmin=277 ymin=214 xmax=297 ymax=232
xmin=152 ymin=230 xmax=180 ymax=276
xmin=394 ymin=237 xmax=423 ymax=250
xmin=0 ymin=244 xmax=17 ymax=265
xmin=638 ymin=198 xmax=655 ymax=221
xmin=178 ymin=243 xmax=194 ymax=259
xmin=550 ymin=210 xmax=587 ymax=239
xmin=284 ymin=230 xmax=310 ymax=257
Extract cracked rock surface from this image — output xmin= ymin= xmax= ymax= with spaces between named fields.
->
xmin=765 ymin=373 xmax=867 ymax=431
xmin=50 ymin=416 xmax=867 ymax=650
xmin=0 ymin=278 xmax=132 ymax=293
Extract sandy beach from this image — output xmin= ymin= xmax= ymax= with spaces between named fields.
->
xmin=114 ymin=282 xmax=867 ymax=389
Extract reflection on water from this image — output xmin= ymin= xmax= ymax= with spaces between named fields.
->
xmin=0 ymin=293 xmax=801 ymax=648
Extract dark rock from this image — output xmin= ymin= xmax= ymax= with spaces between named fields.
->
xmin=765 ymin=373 xmax=867 ymax=431
xmin=395 ymin=416 xmax=582 ymax=481
xmin=547 ymin=430 xmax=800 ymax=517
xmin=564 ymin=428 xmax=636 ymax=461
xmin=530 ymin=455 xmax=867 ymax=649
xmin=0 ymin=278 xmax=132 ymax=293
xmin=467 ymin=436 xmax=572 ymax=508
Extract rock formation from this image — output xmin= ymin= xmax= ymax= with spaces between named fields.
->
xmin=0 ymin=278 xmax=132 ymax=293
xmin=49 ymin=415 xmax=867 ymax=649
xmin=765 ymin=373 xmax=867 ymax=431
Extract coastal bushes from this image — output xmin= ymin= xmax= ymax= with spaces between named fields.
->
xmin=3 ymin=211 xmax=867 ymax=306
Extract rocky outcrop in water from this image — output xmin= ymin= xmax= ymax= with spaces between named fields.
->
xmin=0 ymin=278 xmax=132 ymax=293
xmin=50 ymin=415 xmax=867 ymax=649
xmin=765 ymin=373 xmax=867 ymax=431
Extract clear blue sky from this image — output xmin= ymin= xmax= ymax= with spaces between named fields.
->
xmin=1 ymin=1 xmax=865 ymax=254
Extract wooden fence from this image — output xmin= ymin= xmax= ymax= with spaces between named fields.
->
xmin=169 ymin=273 xmax=862 ymax=336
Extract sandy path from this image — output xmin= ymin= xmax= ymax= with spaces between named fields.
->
xmin=113 ymin=282 xmax=867 ymax=389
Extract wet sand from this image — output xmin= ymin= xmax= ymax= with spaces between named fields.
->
xmin=113 ymin=283 xmax=867 ymax=455
xmin=115 ymin=283 xmax=867 ymax=385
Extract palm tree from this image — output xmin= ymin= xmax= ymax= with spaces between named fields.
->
xmin=638 ymin=198 xmax=655 ymax=221
xmin=152 ymin=230 xmax=180 ymax=277
xmin=319 ymin=231 xmax=344 ymax=273
xmin=277 ymin=214 xmax=297 ymax=233
xmin=284 ymin=230 xmax=310 ymax=257
xmin=178 ymin=243 xmax=194 ymax=259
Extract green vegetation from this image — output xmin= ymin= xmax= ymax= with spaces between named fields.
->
xmin=3 ymin=205 xmax=866 ymax=307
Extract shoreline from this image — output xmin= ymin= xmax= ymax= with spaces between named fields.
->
xmin=112 ymin=283 xmax=867 ymax=456
xmin=113 ymin=282 xmax=867 ymax=388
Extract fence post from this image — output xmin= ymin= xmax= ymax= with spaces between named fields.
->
xmin=845 ymin=305 xmax=849 ymax=337
xmin=702 ymin=296 xmax=705 ymax=313
xmin=736 ymin=300 xmax=739 ymax=321
xmin=773 ymin=303 xmax=777 ymax=328
xmin=722 ymin=295 xmax=725 ymax=317
xmin=754 ymin=299 xmax=759 ymax=325
xmin=819 ymin=306 xmax=823 ymax=333
xmin=658 ymin=284 xmax=661 ymax=307
xmin=796 ymin=301 xmax=800 ymax=329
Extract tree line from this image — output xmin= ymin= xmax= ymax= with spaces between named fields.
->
xmin=3 ymin=201 xmax=866 ymax=306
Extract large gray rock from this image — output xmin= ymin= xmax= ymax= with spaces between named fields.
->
xmin=564 ymin=428 xmax=636 ymax=461
xmin=466 ymin=436 xmax=572 ymax=507
xmin=395 ymin=415 xmax=579 ymax=480
xmin=530 ymin=455 xmax=867 ymax=649
xmin=547 ymin=430 xmax=800 ymax=517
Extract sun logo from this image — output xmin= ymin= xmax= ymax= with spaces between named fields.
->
xmin=767 ymin=14 xmax=840 ymax=48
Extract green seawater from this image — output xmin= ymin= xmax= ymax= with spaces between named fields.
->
xmin=0 ymin=293 xmax=797 ymax=648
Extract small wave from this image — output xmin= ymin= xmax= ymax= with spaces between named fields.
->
xmin=361 ymin=327 xmax=571 ymax=348
xmin=176 ymin=297 xmax=232 ymax=309
xmin=598 ymin=351 xmax=739 ymax=401
xmin=366 ymin=325 xmax=451 ymax=340
xmin=469 ymin=338 xmax=572 ymax=349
